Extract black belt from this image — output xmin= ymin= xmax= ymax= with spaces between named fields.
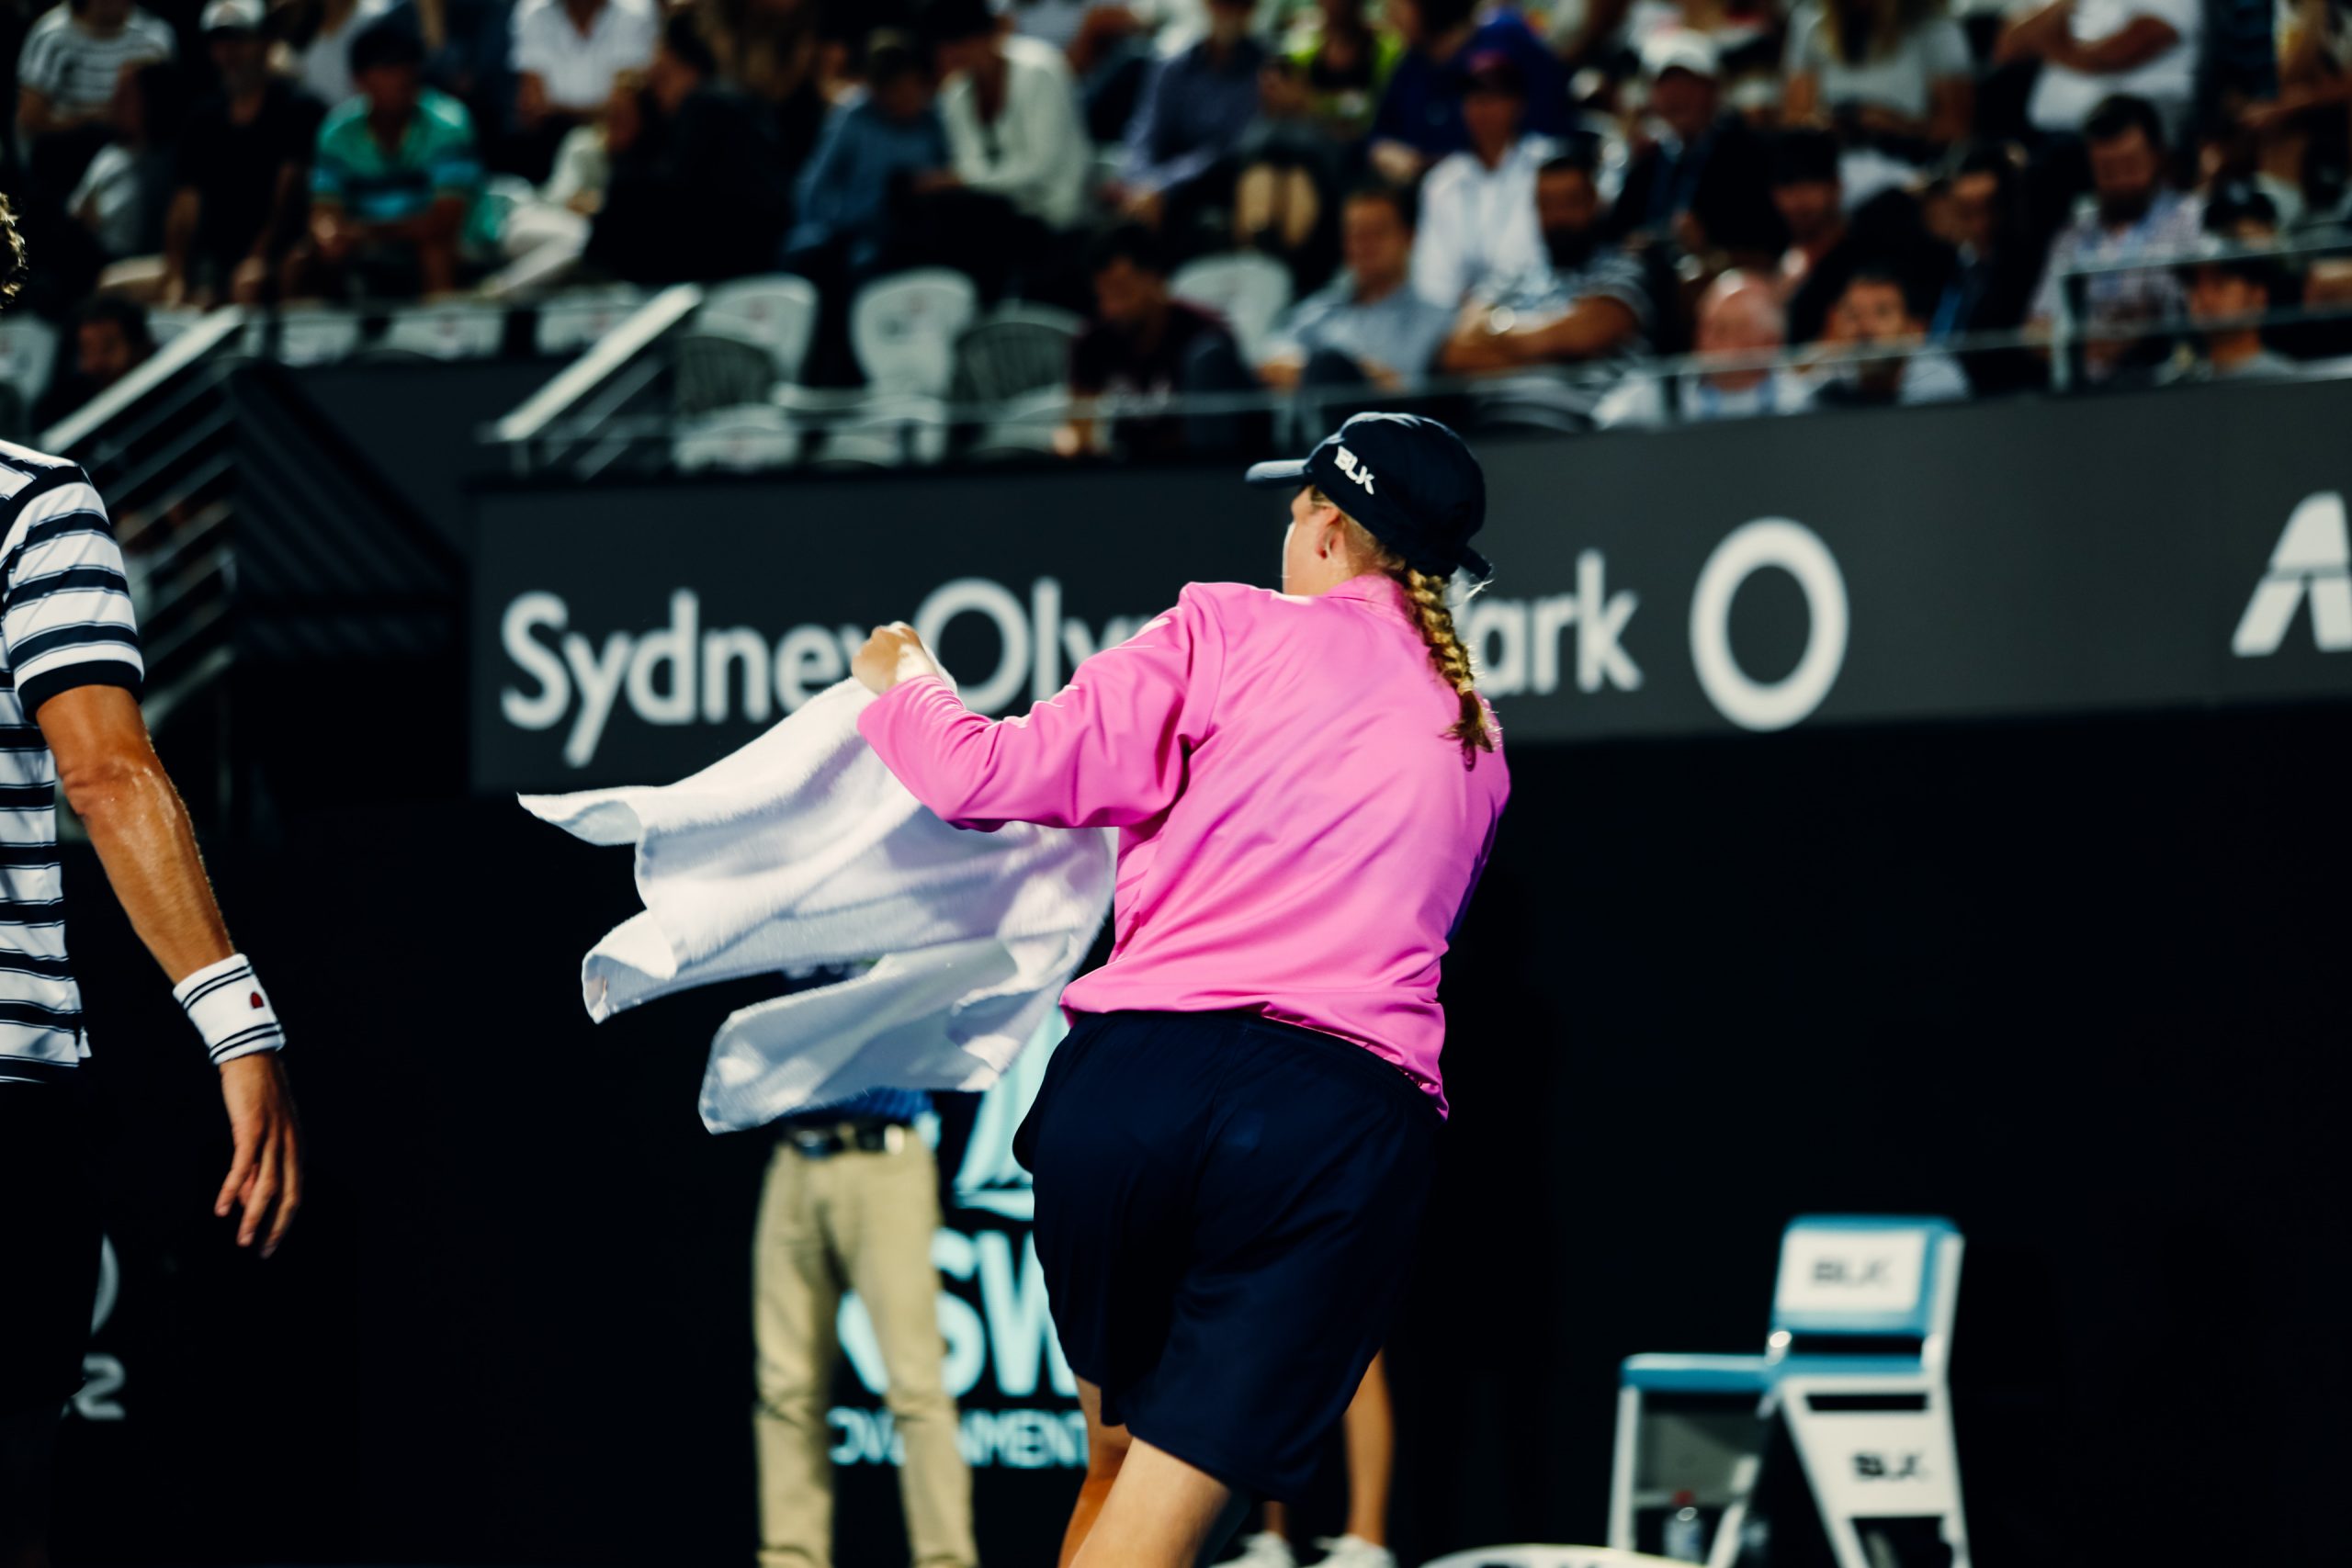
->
xmin=782 ymin=1117 xmax=911 ymax=1159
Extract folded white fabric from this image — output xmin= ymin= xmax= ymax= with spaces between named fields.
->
xmin=520 ymin=677 xmax=1114 ymax=1133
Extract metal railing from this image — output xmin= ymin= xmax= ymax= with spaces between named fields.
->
xmin=2046 ymin=231 xmax=2352 ymax=390
xmin=44 ymin=310 xmax=251 ymax=734
xmin=476 ymin=313 xmax=2352 ymax=484
xmin=490 ymin=283 xmax=706 ymax=476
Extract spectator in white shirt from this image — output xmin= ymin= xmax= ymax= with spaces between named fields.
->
xmin=1409 ymin=51 xmax=1556 ymax=308
xmin=514 ymin=0 xmax=656 ymax=120
xmin=925 ymin=0 xmax=1087 ymax=230
xmin=1782 ymin=0 xmax=1974 ymax=178
xmin=1996 ymin=0 xmax=2204 ymax=138
xmin=903 ymin=0 xmax=1090 ymax=301
xmin=511 ymin=0 xmax=657 ymax=175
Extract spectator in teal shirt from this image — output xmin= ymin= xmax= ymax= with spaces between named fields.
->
xmin=293 ymin=20 xmax=483 ymax=298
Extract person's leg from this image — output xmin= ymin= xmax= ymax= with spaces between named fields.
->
xmin=752 ymin=1141 xmax=842 ymax=1568
xmin=1074 ymin=1436 xmax=1245 ymax=1568
xmin=1060 ymin=1378 xmax=1131 ymax=1568
xmin=1340 ymin=1350 xmax=1395 ymax=1545
xmin=0 ymin=1089 xmax=100 ymax=1568
xmin=836 ymin=1135 xmax=976 ymax=1568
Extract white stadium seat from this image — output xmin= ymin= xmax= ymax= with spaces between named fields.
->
xmin=534 ymin=286 xmax=649 ymax=356
xmin=1170 ymin=252 xmax=1293 ymax=364
xmin=851 ymin=269 xmax=978 ymax=398
xmin=379 ymin=302 xmax=508 ymax=360
xmin=696 ymin=275 xmax=822 ymax=385
xmin=955 ymin=304 xmax=1083 ymax=405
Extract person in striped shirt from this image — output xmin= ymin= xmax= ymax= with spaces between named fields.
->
xmin=15 ymin=0 xmax=178 ymax=202
xmin=0 ymin=196 xmax=302 ymax=1568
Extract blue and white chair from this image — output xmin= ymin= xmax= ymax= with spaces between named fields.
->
xmin=1610 ymin=1215 xmax=1968 ymax=1568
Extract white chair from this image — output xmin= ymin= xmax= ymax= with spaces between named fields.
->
xmin=533 ymin=286 xmax=648 ymax=355
xmin=954 ymin=303 xmax=1083 ymax=404
xmin=252 ymin=309 xmax=364 ymax=365
xmin=671 ymin=404 xmax=801 ymax=471
xmin=379 ymin=301 xmax=508 ymax=359
xmin=851 ymin=268 xmax=978 ymax=398
xmin=0 ymin=317 xmax=60 ymax=406
xmin=1170 ymin=252 xmax=1293 ymax=364
xmin=1611 ymin=1216 xmax=1969 ymax=1568
xmin=695 ymin=274 xmax=821 ymax=385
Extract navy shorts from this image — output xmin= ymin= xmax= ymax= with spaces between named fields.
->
xmin=0 ymin=1086 xmax=101 ymax=1415
xmin=1014 ymin=1010 xmax=1441 ymax=1499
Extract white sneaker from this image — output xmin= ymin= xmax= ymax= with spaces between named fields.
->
xmin=1313 ymin=1536 xmax=1397 ymax=1568
xmin=1226 ymin=1530 xmax=1299 ymax=1568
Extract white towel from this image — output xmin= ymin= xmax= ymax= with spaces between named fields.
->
xmin=520 ymin=678 xmax=1114 ymax=1133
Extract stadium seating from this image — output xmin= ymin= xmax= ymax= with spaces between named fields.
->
xmin=851 ymin=269 xmax=979 ymax=399
xmin=379 ymin=301 xmax=509 ymax=360
xmin=1170 ymin=252 xmax=1294 ymax=366
xmin=533 ymin=286 xmax=651 ymax=356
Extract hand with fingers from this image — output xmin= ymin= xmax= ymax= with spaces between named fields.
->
xmin=854 ymin=623 xmax=946 ymax=697
xmin=216 ymin=1053 xmax=304 ymax=1258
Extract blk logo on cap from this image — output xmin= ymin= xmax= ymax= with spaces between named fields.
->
xmin=1335 ymin=446 xmax=1375 ymax=494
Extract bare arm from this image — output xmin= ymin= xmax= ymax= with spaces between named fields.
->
xmin=256 ymin=161 xmax=307 ymax=261
xmin=40 ymin=684 xmax=302 ymax=1254
xmin=1441 ymin=296 xmax=1642 ymax=373
xmin=162 ymin=186 xmax=200 ymax=301
xmin=1927 ymin=76 xmax=1974 ymax=145
xmin=1784 ymin=72 xmax=1823 ymax=125
xmin=15 ymin=85 xmax=91 ymax=139
xmin=1995 ymin=0 xmax=2075 ymax=64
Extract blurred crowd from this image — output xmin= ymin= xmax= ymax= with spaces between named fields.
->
xmin=5 ymin=0 xmax=2352 ymax=444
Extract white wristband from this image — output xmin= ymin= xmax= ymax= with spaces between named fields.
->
xmin=173 ymin=953 xmax=286 ymax=1066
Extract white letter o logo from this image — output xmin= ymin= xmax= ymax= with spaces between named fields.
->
xmin=1689 ymin=519 xmax=1849 ymax=732
xmin=914 ymin=578 xmax=1031 ymax=715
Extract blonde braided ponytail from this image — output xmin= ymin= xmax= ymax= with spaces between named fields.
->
xmin=1401 ymin=566 xmax=1497 ymax=759
xmin=1313 ymin=488 xmax=1496 ymax=760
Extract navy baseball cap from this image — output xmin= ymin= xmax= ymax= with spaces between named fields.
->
xmin=1244 ymin=412 xmax=1492 ymax=581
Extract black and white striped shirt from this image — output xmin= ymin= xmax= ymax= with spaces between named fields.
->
xmin=0 ymin=440 xmax=144 ymax=1087
xmin=16 ymin=4 xmax=177 ymax=117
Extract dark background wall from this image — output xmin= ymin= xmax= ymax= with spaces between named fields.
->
xmin=48 ymin=697 xmax=2348 ymax=1566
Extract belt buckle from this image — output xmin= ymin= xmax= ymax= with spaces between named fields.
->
xmin=787 ymin=1127 xmax=843 ymax=1159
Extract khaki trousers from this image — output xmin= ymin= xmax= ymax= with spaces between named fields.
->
xmin=752 ymin=1132 xmax=976 ymax=1568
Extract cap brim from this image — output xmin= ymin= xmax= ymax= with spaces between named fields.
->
xmin=1243 ymin=457 xmax=1312 ymax=488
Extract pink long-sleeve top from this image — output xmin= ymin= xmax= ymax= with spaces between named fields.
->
xmin=856 ymin=572 xmax=1510 ymax=1117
